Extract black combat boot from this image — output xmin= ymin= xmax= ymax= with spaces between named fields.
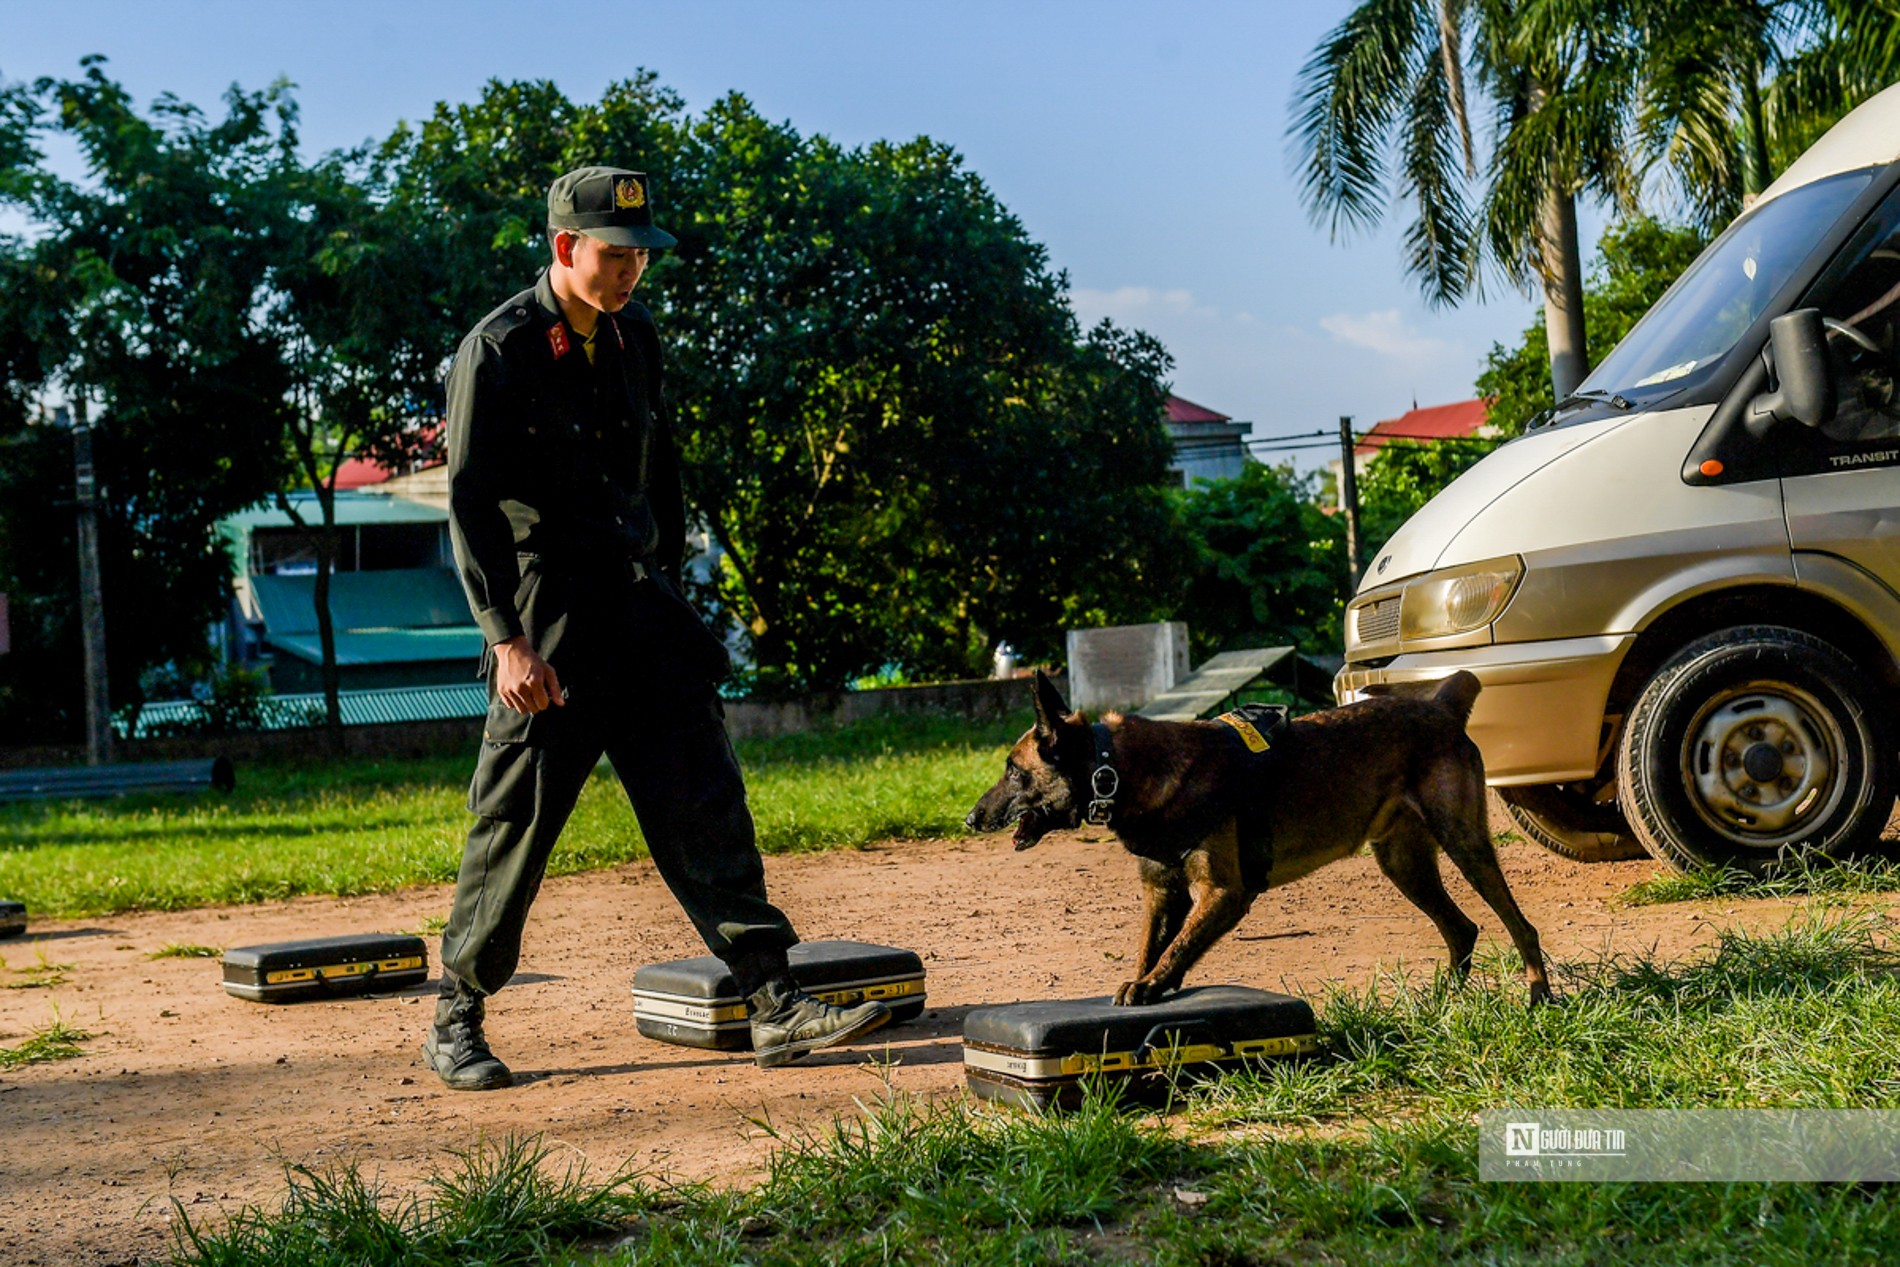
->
xmin=746 ymin=975 xmax=891 ymax=1069
xmin=422 ymin=975 xmax=512 ymax=1090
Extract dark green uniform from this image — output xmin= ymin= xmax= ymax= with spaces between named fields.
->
xmin=439 ymin=270 xmax=796 ymax=998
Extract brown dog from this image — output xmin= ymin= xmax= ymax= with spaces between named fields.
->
xmin=965 ymin=671 xmax=1551 ymax=1006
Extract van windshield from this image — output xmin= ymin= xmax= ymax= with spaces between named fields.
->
xmin=1578 ymin=169 xmax=1875 ymax=399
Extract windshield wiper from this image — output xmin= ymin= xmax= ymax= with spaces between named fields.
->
xmin=1555 ymin=388 xmax=1634 ymax=411
xmin=1530 ymin=388 xmax=1634 ymax=430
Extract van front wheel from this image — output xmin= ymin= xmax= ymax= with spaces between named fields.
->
xmin=1616 ymin=626 xmax=1894 ymax=876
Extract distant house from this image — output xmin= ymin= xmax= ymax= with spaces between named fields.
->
xmin=1165 ymin=395 xmax=1252 ymax=486
xmin=219 ymin=489 xmax=480 ymax=694
xmin=1326 ymin=398 xmax=1496 ymax=492
xmin=336 ymin=451 xmax=449 ymax=509
xmin=1355 ymin=398 xmax=1494 ymax=470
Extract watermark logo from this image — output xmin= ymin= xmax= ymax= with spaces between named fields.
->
xmin=1499 ymin=1120 xmax=1627 ymax=1164
xmin=1480 ymin=1110 xmax=1900 ymax=1182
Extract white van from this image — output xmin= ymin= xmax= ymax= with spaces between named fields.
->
xmin=1335 ymin=83 xmax=1900 ymax=876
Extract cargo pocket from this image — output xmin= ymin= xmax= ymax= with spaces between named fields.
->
xmin=466 ymin=701 xmax=539 ymax=822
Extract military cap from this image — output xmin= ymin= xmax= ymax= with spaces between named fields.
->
xmin=547 ymin=166 xmax=678 ymax=249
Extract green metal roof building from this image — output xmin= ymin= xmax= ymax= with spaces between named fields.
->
xmin=220 ymin=491 xmax=482 ymax=696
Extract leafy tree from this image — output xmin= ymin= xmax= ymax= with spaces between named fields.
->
xmin=1605 ymin=0 xmax=1900 ymax=223
xmin=656 ymin=100 xmax=1182 ymax=685
xmin=1477 ymin=215 xmax=1709 ymax=433
xmin=261 ymin=153 xmax=461 ymax=736
xmin=1173 ymin=462 xmax=1349 ymax=661
xmin=0 ymin=61 xmax=297 ymax=742
xmin=1292 ymin=0 xmax=1639 ymax=400
xmin=368 ymin=76 xmax=671 ymax=342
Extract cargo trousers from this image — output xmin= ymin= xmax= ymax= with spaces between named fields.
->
xmin=438 ymin=560 xmax=797 ymax=998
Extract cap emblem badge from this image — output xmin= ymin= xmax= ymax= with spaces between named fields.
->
xmin=614 ymin=177 xmax=645 ymax=209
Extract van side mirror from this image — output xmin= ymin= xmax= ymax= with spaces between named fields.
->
xmin=1746 ymin=308 xmax=1835 ymax=437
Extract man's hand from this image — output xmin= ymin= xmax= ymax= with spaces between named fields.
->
xmin=493 ymin=637 xmax=565 ymax=714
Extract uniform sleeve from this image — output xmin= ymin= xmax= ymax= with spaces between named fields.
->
xmin=445 ymin=333 xmax=525 ymax=645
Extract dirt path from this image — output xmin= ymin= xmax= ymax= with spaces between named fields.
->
xmin=0 ymin=819 xmax=1840 ymax=1266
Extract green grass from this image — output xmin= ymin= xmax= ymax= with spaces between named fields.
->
xmin=148 ymin=943 xmax=223 ymax=959
xmin=0 ymin=711 xmax=1027 ymax=919
xmin=1196 ymin=906 xmax=1900 ymax=1126
xmin=404 ymin=915 xmax=449 ymax=938
xmin=1 ymin=944 xmax=74 ymax=990
xmin=170 ymin=1135 xmax=655 ymax=1267
xmin=1621 ymin=852 xmax=1900 ymax=907
xmin=0 ymin=1012 xmax=92 ymax=1070
xmin=169 ymin=912 xmax=1900 ymax=1264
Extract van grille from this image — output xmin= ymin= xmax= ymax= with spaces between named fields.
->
xmin=1354 ymin=597 xmax=1402 ymax=645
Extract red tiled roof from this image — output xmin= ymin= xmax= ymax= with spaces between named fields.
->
xmin=1355 ymin=398 xmax=1490 ymax=455
xmin=330 ymin=425 xmax=445 ymax=489
xmin=333 ymin=456 xmax=393 ymax=489
xmin=1166 ymin=394 xmax=1231 ymax=424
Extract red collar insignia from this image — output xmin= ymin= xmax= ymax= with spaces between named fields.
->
xmin=547 ymin=324 xmax=571 ymax=359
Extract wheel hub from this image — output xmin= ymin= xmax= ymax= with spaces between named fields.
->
xmin=1689 ymin=690 xmax=1840 ymax=840
xmin=1741 ymin=741 xmax=1785 ymax=782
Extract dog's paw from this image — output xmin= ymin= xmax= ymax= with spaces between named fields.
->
xmin=1113 ymin=979 xmax=1160 ymax=1007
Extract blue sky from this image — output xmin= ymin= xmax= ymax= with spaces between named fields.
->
xmin=4 ymin=0 xmax=1590 ymax=470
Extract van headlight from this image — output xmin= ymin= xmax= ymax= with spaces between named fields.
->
xmin=1399 ymin=555 xmax=1524 ymax=641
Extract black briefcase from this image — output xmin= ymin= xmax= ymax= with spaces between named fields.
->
xmin=963 ymin=985 xmax=1321 ymax=1110
xmin=632 ymin=940 xmax=926 ymax=1050
xmin=221 ymin=933 xmax=429 ymax=1003
xmin=0 ymin=900 xmax=24 ymax=940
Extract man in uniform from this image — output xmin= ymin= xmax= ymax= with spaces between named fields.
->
xmin=424 ymin=165 xmax=890 ymax=1091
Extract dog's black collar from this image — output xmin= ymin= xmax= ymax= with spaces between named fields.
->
xmin=1085 ymin=722 xmax=1119 ymax=826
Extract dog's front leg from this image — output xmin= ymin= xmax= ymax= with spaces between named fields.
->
xmin=1115 ymin=822 xmax=1249 ymax=1006
xmin=1126 ymin=858 xmax=1188 ymax=985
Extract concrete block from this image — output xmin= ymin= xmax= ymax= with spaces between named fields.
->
xmin=1065 ymin=622 xmax=1190 ymax=714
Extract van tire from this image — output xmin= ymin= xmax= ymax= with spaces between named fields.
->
xmin=1616 ymin=626 xmax=1894 ymax=876
xmin=1497 ymin=783 xmax=1648 ymax=863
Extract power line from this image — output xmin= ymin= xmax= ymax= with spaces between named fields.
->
xmin=1243 ymin=427 xmax=1334 ymax=446
xmin=1246 ymin=438 xmax=1339 ymax=453
xmin=1245 ymin=428 xmax=1501 ymax=455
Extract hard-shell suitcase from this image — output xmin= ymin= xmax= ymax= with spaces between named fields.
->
xmin=0 ymin=900 xmax=24 ymax=940
xmin=633 ymin=939 xmax=926 ymax=1050
xmin=962 ymin=985 xmax=1320 ymax=1110
xmin=221 ymin=933 xmax=429 ymax=1003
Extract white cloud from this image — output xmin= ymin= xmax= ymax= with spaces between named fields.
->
xmin=1070 ymin=286 xmax=1231 ymax=327
xmin=1319 ymin=309 xmax=1461 ymax=366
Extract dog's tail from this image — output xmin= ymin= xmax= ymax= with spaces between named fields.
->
xmin=1432 ymin=670 xmax=1482 ymax=727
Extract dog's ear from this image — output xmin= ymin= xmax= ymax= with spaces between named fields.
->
xmin=1032 ymin=669 xmax=1071 ymax=739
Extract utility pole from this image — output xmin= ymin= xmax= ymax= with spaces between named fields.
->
xmin=1337 ymin=415 xmax=1363 ymax=590
xmin=73 ymin=394 xmax=115 ymax=765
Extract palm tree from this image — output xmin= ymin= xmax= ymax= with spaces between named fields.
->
xmin=1622 ymin=0 xmax=1900 ymax=226
xmin=1292 ymin=0 xmax=1637 ymax=400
